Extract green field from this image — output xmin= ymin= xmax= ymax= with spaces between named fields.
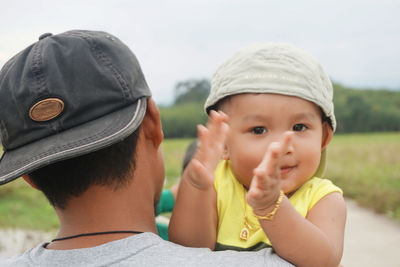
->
xmin=325 ymin=132 xmax=400 ymax=219
xmin=0 ymin=133 xmax=399 ymax=231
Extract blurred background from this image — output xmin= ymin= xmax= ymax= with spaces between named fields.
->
xmin=1 ymin=0 xmax=399 ymax=266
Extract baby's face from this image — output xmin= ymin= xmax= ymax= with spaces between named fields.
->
xmin=221 ymin=93 xmax=331 ymax=194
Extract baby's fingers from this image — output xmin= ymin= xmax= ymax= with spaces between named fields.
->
xmin=205 ymin=111 xmax=229 ymax=148
xmin=184 ymin=158 xmax=215 ymax=190
xmin=206 ymin=110 xmax=228 ymax=132
xmin=280 ymin=131 xmax=293 ymax=156
xmin=254 ymin=142 xmax=281 ymax=184
xmin=247 ymin=175 xmax=268 ymax=202
xmin=254 ymin=131 xmax=294 ymax=180
xmin=247 ymin=172 xmax=279 ymax=211
xmin=197 ymin=111 xmax=229 ymax=164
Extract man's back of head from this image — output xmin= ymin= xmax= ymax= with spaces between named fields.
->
xmin=0 ymin=30 xmax=151 ymax=186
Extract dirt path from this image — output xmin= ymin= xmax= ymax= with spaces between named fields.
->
xmin=0 ymin=228 xmax=54 ymax=258
xmin=1 ymin=199 xmax=400 ymax=266
xmin=341 ymin=199 xmax=400 ymax=267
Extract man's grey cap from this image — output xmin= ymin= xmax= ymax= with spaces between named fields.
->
xmin=0 ymin=30 xmax=151 ymax=185
xmin=205 ymin=42 xmax=336 ymax=131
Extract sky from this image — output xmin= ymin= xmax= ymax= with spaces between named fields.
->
xmin=1 ymin=0 xmax=399 ymax=105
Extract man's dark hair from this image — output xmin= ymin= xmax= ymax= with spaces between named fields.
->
xmin=29 ymin=128 xmax=141 ymax=209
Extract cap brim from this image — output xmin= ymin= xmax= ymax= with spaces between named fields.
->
xmin=313 ymin=148 xmax=327 ymax=178
xmin=0 ymin=97 xmax=147 ymax=185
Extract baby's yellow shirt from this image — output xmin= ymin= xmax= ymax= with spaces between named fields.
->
xmin=214 ymin=160 xmax=342 ymax=251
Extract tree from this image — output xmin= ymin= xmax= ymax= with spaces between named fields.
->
xmin=174 ymin=79 xmax=210 ymax=105
xmin=343 ymin=95 xmax=372 ymax=132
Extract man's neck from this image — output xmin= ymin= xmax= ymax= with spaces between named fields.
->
xmin=48 ymin=183 xmax=157 ymax=250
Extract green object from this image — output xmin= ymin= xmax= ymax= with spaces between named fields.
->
xmin=157 ymin=189 xmax=175 ymax=215
xmin=156 ymin=189 xmax=175 ymax=240
xmin=156 ymin=222 xmax=169 ymax=241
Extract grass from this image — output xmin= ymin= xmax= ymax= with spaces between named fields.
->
xmin=0 ymin=179 xmax=59 ymax=230
xmin=162 ymin=138 xmax=194 ymax=187
xmin=0 ymin=133 xmax=399 ymax=231
xmin=325 ymin=132 xmax=400 ymax=219
xmin=0 ymin=141 xmax=59 ymax=230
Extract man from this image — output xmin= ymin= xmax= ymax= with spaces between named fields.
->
xmin=0 ymin=30 xmax=292 ymax=266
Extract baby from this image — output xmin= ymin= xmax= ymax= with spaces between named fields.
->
xmin=169 ymin=43 xmax=346 ymax=267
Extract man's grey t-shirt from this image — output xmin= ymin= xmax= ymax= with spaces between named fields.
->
xmin=1 ymin=232 xmax=293 ymax=266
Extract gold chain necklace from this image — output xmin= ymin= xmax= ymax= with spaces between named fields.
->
xmin=239 ymin=186 xmax=257 ymax=241
xmin=239 ymin=186 xmax=285 ymax=241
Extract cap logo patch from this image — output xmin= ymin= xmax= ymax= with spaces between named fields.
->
xmin=29 ymin=98 xmax=65 ymax=122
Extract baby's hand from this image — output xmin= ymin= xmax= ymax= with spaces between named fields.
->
xmin=183 ymin=110 xmax=229 ymax=191
xmin=246 ymin=132 xmax=293 ymax=215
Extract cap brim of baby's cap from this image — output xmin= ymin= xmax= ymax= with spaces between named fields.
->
xmin=313 ymin=148 xmax=328 ymax=178
xmin=0 ymin=98 xmax=147 ymax=185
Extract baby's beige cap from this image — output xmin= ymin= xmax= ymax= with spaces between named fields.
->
xmin=205 ymin=42 xmax=336 ymax=131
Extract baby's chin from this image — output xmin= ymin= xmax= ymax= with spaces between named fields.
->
xmin=231 ymin=172 xmax=250 ymax=190
xmin=281 ymin=181 xmax=304 ymax=197
xmin=238 ymin=177 xmax=252 ymax=191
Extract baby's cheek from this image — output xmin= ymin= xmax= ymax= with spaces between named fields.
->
xmin=308 ymin=146 xmax=323 ymax=171
xmin=230 ymin=147 xmax=265 ymax=188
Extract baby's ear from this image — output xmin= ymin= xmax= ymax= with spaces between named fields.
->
xmin=321 ymin=122 xmax=333 ymax=150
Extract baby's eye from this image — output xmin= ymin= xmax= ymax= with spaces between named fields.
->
xmin=251 ymin=126 xmax=267 ymax=135
xmin=293 ymin=124 xmax=307 ymax=132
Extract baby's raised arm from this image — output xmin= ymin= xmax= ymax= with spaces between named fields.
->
xmin=247 ymin=133 xmax=346 ymax=267
xmin=168 ymin=111 xmax=229 ymax=249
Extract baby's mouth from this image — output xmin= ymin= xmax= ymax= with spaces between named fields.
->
xmin=280 ymin=166 xmax=295 ymax=176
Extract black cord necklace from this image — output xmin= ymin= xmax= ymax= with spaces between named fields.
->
xmin=51 ymin=230 xmax=143 ymax=242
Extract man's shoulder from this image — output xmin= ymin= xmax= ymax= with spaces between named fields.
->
xmin=0 ymin=233 xmax=293 ymax=267
xmin=1 ymin=250 xmax=32 ymax=267
xmin=126 ymin=233 xmax=293 ymax=267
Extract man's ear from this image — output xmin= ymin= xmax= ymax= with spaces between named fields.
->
xmin=22 ymin=174 xmax=40 ymax=190
xmin=141 ymin=97 xmax=164 ymax=147
xmin=321 ymin=122 xmax=333 ymax=150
